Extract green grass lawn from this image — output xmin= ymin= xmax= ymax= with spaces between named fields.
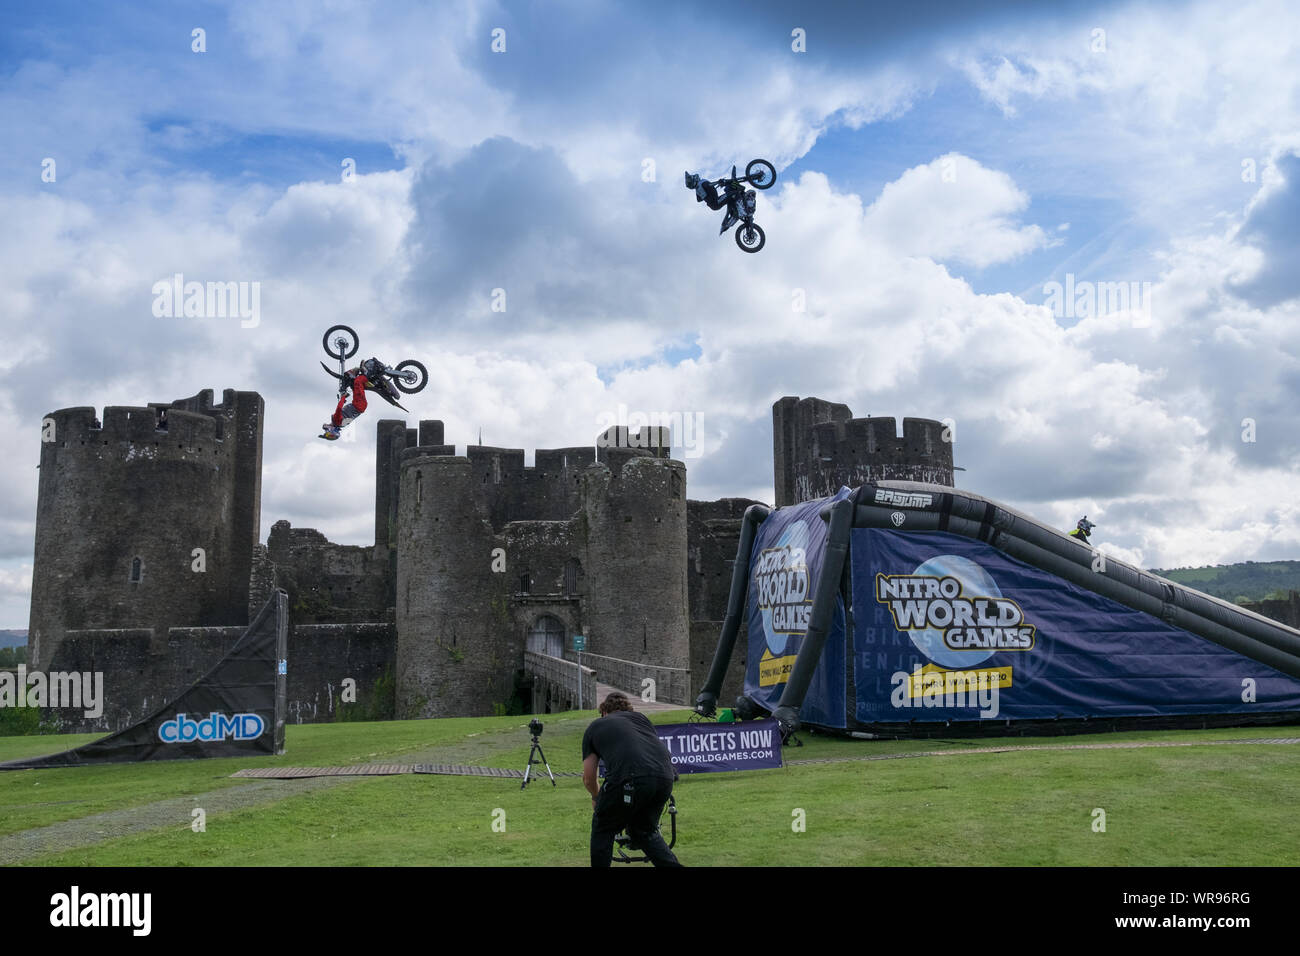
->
xmin=2 ymin=712 xmax=1297 ymax=866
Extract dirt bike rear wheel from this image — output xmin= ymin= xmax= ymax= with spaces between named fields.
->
xmin=735 ymin=222 xmax=766 ymax=253
xmin=323 ymin=324 xmax=359 ymax=360
xmin=746 ymin=159 xmax=777 ymax=189
xmin=394 ymin=359 xmax=428 ymax=394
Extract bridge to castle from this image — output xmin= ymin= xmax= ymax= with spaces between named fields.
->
xmin=523 ymin=650 xmax=690 ymax=714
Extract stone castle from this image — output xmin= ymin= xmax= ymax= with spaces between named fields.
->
xmin=28 ymin=392 xmax=954 ymax=732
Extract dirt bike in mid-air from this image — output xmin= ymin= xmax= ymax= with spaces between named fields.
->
xmin=320 ymin=324 xmax=428 ymax=413
xmin=685 ymin=158 xmax=776 ymax=253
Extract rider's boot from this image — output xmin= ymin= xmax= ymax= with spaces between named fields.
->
xmin=684 ymin=171 xmax=699 ymax=189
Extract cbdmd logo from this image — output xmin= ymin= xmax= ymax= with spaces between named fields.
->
xmin=158 ymin=712 xmax=265 ymax=743
xmin=875 ymin=554 xmax=1035 ymax=669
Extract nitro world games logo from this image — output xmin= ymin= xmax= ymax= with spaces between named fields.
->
xmin=876 ymin=554 xmax=1033 ymax=716
xmin=753 ymin=524 xmax=814 ymax=688
xmin=876 ymin=573 xmax=1035 ymax=652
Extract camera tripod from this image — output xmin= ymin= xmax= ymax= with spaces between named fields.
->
xmin=520 ymin=731 xmax=556 ymax=789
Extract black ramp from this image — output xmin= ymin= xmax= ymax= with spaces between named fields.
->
xmin=0 ymin=590 xmax=288 ymax=770
xmin=737 ymin=481 xmax=1300 ymax=733
xmin=857 ymin=481 xmax=1300 ymax=678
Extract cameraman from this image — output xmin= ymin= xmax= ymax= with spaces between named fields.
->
xmin=581 ymin=692 xmax=682 ymax=867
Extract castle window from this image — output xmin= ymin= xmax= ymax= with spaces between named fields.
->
xmin=527 ymin=615 xmax=565 ymax=658
xmin=129 ymin=557 xmax=144 ymax=584
xmin=563 ymin=558 xmax=580 ymax=596
xmin=415 ymin=471 xmax=423 ymax=506
xmin=519 ymin=572 xmax=531 ymax=594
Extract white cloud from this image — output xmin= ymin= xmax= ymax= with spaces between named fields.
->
xmin=862 ymin=153 xmax=1052 ymax=268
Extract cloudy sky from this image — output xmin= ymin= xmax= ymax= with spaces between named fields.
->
xmin=2 ymin=0 xmax=1298 ymax=627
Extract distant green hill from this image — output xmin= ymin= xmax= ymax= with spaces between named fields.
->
xmin=1147 ymin=561 xmax=1300 ymax=604
xmin=0 ymin=630 xmax=25 ymax=649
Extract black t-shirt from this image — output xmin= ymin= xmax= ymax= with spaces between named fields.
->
xmin=581 ymin=711 xmax=674 ymax=783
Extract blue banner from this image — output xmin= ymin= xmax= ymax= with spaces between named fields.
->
xmin=655 ymin=718 xmax=784 ymax=773
xmin=745 ymin=490 xmax=848 ymax=728
xmin=851 ymin=529 xmax=1300 ymax=723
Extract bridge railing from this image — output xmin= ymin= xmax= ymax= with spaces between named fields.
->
xmin=567 ymin=652 xmax=691 ymax=706
xmin=524 ymin=650 xmax=597 ymax=712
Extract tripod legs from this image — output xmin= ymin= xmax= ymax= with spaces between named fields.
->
xmin=521 ymin=735 xmax=556 ymax=789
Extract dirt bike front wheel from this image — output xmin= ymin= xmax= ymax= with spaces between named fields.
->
xmin=746 ymin=159 xmax=777 ymax=189
xmin=735 ymin=222 xmax=766 ymax=253
xmin=323 ymin=324 xmax=359 ymax=360
xmin=394 ymin=359 xmax=428 ymax=394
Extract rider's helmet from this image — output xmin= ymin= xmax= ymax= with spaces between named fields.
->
xmin=1076 ymin=516 xmax=1095 ymax=535
xmin=361 ymin=357 xmax=383 ymax=380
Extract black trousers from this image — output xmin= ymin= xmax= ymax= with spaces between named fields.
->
xmin=590 ymin=775 xmax=682 ymax=867
xmin=696 ymin=181 xmax=727 ymax=211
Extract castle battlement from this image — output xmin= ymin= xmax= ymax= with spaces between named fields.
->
xmin=809 ymin=415 xmax=948 ymax=459
xmin=384 ymin=417 xmax=682 ymax=535
xmin=774 ymin=395 xmax=954 ymax=506
xmin=104 ymin=405 xmax=221 ymax=445
xmin=41 ymin=404 xmax=222 ymax=452
xmin=42 ymin=388 xmax=263 ymax=452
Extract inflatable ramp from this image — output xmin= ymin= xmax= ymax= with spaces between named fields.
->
xmin=1 ymin=590 xmax=288 ymax=769
xmin=697 ymin=483 xmax=1300 ymax=736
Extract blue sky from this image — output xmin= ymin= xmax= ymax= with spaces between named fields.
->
xmin=2 ymin=0 xmax=1299 ymax=626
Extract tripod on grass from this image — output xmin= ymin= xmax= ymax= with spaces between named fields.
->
xmin=521 ymin=718 xmax=556 ymax=789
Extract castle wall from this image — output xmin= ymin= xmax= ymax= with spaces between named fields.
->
xmin=29 ymin=389 xmax=262 ymax=671
xmin=43 ymin=621 xmax=396 ymax=732
xmin=395 ymin=453 xmax=520 ymax=717
xmin=772 ymin=395 xmax=953 ymax=506
xmin=165 ymin=389 xmax=264 ymax=623
xmin=285 ymin=623 xmax=396 ymax=723
xmin=264 ymin=520 xmax=391 ymax=622
xmin=687 ymin=498 xmax=762 ymax=624
xmin=464 ymin=444 xmax=596 ymax=529
xmin=580 ymin=456 xmax=690 ymax=669
xmin=685 ymin=497 xmax=760 ymax=706
xmin=46 ymin=625 xmax=243 ymax=733
xmin=374 ymin=419 xmax=419 ymax=554
xmin=690 ymin=619 xmax=748 ymax=710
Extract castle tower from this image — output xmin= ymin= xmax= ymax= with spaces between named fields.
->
xmin=394 ymin=420 xmax=688 ymax=717
xmin=394 ymin=452 xmax=516 ymax=717
xmin=772 ymin=395 xmax=954 ymax=506
xmin=28 ymin=389 xmax=263 ymax=668
xmin=579 ymin=453 xmax=690 ymax=669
